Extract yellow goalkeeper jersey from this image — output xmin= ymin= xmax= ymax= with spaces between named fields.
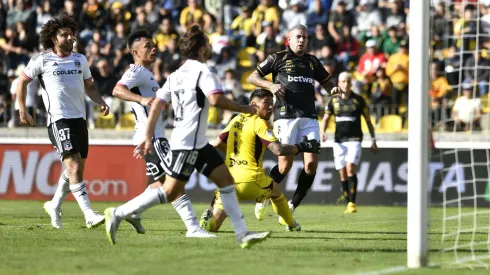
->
xmin=218 ymin=113 xmax=277 ymax=185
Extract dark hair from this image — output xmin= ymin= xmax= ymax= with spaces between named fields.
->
xmin=250 ymin=89 xmax=273 ymax=100
xmin=39 ymin=15 xmax=78 ymax=50
xmin=179 ymin=24 xmax=207 ymax=59
xmin=127 ymin=28 xmax=153 ymax=49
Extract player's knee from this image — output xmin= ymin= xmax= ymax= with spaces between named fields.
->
xmin=162 ymin=183 xmax=183 ymax=202
xmin=277 ymin=163 xmax=292 ymax=174
xmin=346 ymin=163 xmax=357 ymax=176
xmin=304 ymin=161 xmax=318 ymax=175
xmin=270 ymin=165 xmax=287 ymax=183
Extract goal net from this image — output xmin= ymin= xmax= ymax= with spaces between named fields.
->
xmin=432 ymin=0 xmax=490 ymax=268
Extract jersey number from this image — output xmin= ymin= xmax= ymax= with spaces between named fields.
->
xmin=58 ymin=128 xmax=70 ymax=141
xmin=174 ymin=89 xmax=185 ymax=122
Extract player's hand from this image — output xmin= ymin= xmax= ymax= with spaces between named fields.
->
xmin=330 ymin=87 xmax=343 ymax=97
xmin=242 ymin=105 xmax=258 ymax=115
xmin=371 ymin=140 xmax=378 ymax=153
xmin=269 ymin=83 xmax=286 ymax=98
xmin=134 ymin=137 xmax=152 ymax=159
xmin=139 ymin=97 xmax=155 ymax=107
xmin=321 ymin=132 xmax=328 ymax=143
xmin=99 ymin=100 xmax=110 ymax=116
xmin=19 ymin=109 xmax=34 ymax=126
xmin=296 ymin=136 xmax=321 ymax=154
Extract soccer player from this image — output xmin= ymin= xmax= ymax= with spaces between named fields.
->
xmin=320 ymin=72 xmax=378 ymax=213
xmin=199 ymin=89 xmax=321 ymax=232
xmin=247 ymin=24 xmax=341 ymax=222
xmin=111 ymin=29 xmax=214 ymax=237
xmin=17 ymin=15 xmax=109 ymax=229
xmin=104 ymin=25 xmax=270 ymax=248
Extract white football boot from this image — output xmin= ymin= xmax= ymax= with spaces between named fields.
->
xmin=255 ymin=199 xmax=270 ymax=221
xmin=85 ymin=211 xmax=105 ymax=229
xmin=239 ymin=231 xmax=271 ymax=249
xmin=104 ymin=207 xmax=121 ymax=245
xmin=43 ymin=201 xmax=62 ymax=229
xmin=186 ymin=227 xmax=217 ymax=238
xmin=125 ymin=213 xmax=145 ymax=234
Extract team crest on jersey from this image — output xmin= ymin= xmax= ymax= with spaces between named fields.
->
xmin=63 ymin=141 xmax=73 ymax=151
xmin=266 ymin=129 xmax=274 ymax=138
xmin=74 ymin=60 xmax=81 ymax=67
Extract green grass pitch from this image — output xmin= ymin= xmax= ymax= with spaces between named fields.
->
xmin=0 ymin=201 xmax=489 ymax=275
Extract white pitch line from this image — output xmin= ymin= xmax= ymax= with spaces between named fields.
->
xmin=352 ymin=266 xmax=409 ymax=275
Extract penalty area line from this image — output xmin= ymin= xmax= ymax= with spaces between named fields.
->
xmin=352 ymin=266 xmax=409 ymax=275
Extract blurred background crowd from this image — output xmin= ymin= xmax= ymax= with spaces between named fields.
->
xmin=0 ymin=0 xmax=488 ymax=132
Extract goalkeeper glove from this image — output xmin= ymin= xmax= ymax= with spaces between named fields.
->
xmin=295 ymin=136 xmax=321 ymax=154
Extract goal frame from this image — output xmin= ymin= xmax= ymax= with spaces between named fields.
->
xmin=407 ymin=0 xmax=430 ymax=268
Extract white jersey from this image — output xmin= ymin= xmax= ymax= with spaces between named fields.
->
xmin=117 ymin=64 xmax=166 ymax=145
xmin=156 ymin=59 xmax=223 ymax=150
xmin=22 ymin=51 xmax=92 ymax=126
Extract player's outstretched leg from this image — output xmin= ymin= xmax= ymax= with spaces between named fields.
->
xmin=44 ymin=170 xmax=70 ymax=229
xmin=209 ymin=165 xmax=271 ymax=248
xmin=256 ymin=165 xmax=288 ymax=221
xmin=271 ymin=194 xmax=300 ymax=231
xmin=290 ymin=168 xmax=316 ymax=209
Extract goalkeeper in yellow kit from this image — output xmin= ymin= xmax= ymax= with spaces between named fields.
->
xmin=199 ymin=89 xmax=321 ymax=232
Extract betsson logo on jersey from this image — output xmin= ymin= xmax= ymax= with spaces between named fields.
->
xmin=52 ymin=70 xmax=82 ymax=76
xmin=287 ymin=75 xmax=314 ymax=84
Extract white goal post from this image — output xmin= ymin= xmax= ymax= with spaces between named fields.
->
xmin=407 ymin=0 xmax=430 ymax=268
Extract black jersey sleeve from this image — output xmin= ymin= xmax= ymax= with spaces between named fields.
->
xmin=256 ymin=53 xmax=276 ymax=77
xmin=311 ymin=55 xmax=331 ymax=85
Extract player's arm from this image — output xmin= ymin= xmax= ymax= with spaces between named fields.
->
xmin=312 ymin=55 xmax=342 ymax=96
xmin=84 ymin=79 xmax=110 ymax=116
xmin=213 ymin=120 xmax=232 ymax=153
xmin=321 ymin=97 xmax=334 ymax=142
xmin=361 ymin=101 xmax=378 ymax=152
xmin=113 ymin=84 xmax=154 ymax=106
xmin=17 ymin=73 xmax=34 ymax=125
xmin=200 ymin=67 xmax=256 ymax=114
xmin=246 ymin=54 xmax=285 ymax=97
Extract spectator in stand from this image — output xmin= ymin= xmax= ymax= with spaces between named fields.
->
xmin=252 ymin=0 xmax=280 ymax=37
xmin=308 ymin=24 xmax=335 ymax=57
xmin=112 ymin=43 xmax=132 ymax=77
xmin=131 ymin=10 xmax=152 ymax=33
xmin=87 ymin=42 xmax=103 ymax=69
xmin=306 ymin=0 xmax=329 ymax=35
xmin=336 ymin=25 xmax=359 ymax=69
xmin=370 ymin=67 xmax=392 ymax=119
xmin=110 ymin=22 xmax=128 ymax=54
xmin=219 ymin=69 xmax=246 ymax=127
xmin=154 ymin=37 xmax=181 ymax=83
xmin=154 ymin=17 xmax=179 ymax=52
xmin=385 ymin=40 xmax=409 ymax=107
xmin=443 ymin=45 xmax=460 ymax=90
xmin=0 ymin=26 xmax=27 ymax=69
xmin=328 ymin=1 xmax=355 ymax=45
xmin=354 ymin=0 xmax=382 ymax=36
xmin=454 ymin=5 xmax=477 ymax=55
xmin=10 ymin=64 xmax=39 ymax=127
xmin=383 ymin=0 xmax=406 ymax=28
xmin=381 ymin=26 xmax=401 ymax=58
xmin=432 ymin=2 xmax=451 ymax=52
xmin=209 ymin=24 xmax=231 ymax=56
xmin=107 ymin=1 xmax=131 ymax=31
xmin=143 ymin=0 xmax=160 ymax=29
xmin=0 ymin=1 xmax=7 ymax=37
xmin=15 ymin=21 xmax=34 ymax=56
xmin=359 ymin=24 xmax=385 ymax=47
xmin=179 ymin=0 xmax=203 ymax=33
xmin=452 ymin=83 xmax=482 ymax=131
xmin=6 ymin=0 xmax=35 ymax=30
xmin=430 ymin=62 xmax=451 ymax=129
xmin=464 ymin=51 xmax=490 ymax=97
xmin=35 ymin=0 xmax=54 ymax=34
xmin=280 ymin=0 xmax=307 ymax=36
xmin=230 ymin=6 xmax=254 ymax=47
xmin=0 ymin=62 xmax=10 ymax=123
xmin=213 ymin=47 xmax=237 ymax=80
xmin=60 ymin=0 xmax=77 ymax=19
xmin=94 ymin=58 xmax=119 ymax=117
xmin=256 ymin=21 xmax=283 ymax=62
xmin=78 ymin=0 xmax=107 ymax=43
xmin=357 ymin=40 xmax=387 ymax=91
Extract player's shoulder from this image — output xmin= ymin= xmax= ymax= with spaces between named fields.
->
xmin=303 ymin=53 xmax=321 ymax=63
xmin=268 ymin=49 xmax=287 ymax=61
xmin=352 ymin=93 xmax=365 ymax=102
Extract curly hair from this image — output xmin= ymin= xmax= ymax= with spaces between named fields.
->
xmin=179 ymin=24 xmax=207 ymax=59
xmin=39 ymin=15 xmax=78 ymax=50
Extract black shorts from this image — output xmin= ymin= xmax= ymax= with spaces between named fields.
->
xmin=144 ymin=138 xmax=171 ymax=181
xmin=48 ymin=118 xmax=89 ymax=160
xmin=164 ymin=143 xmax=224 ymax=181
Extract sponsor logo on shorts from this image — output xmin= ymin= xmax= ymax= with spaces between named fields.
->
xmin=335 ymin=116 xmax=356 ymax=122
xmin=287 ymin=75 xmax=314 ymax=84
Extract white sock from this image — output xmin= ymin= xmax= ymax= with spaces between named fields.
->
xmin=219 ymin=185 xmax=248 ymax=237
xmin=51 ymin=171 xmax=70 ymax=210
xmin=69 ymin=182 xmax=92 ymax=216
xmin=172 ymin=194 xmax=200 ymax=232
xmin=115 ymin=186 xmax=167 ymax=219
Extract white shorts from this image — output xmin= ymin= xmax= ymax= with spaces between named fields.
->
xmin=273 ymin=118 xmax=320 ymax=144
xmin=333 ymin=141 xmax=362 ymax=170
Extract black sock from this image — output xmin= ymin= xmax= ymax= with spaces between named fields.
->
xmin=348 ymin=174 xmax=358 ymax=203
xmin=291 ymin=169 xmax=315 ymax=208
xmin=269 ymin=165 xmax=287 ymax=184
xmin=341 ymin=180 xmax=349 ymax=201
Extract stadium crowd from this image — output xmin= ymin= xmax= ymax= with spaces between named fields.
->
xmin=0 ymin=0 xmax=487 ymax=131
